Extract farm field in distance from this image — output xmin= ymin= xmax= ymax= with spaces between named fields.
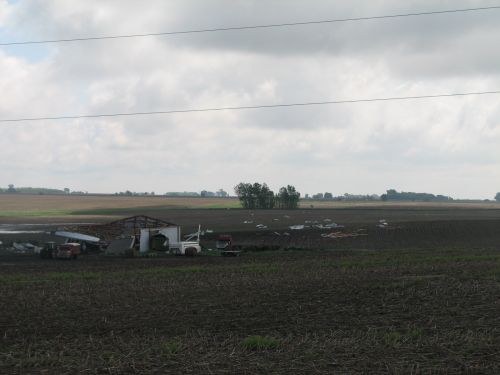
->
xmin=0 ymin=195 xmax=241 ymax=221
xmin=2 ymin=195 xmax=500 ymax=373
xmin=1 ymin=194 xmax=500 ymax=223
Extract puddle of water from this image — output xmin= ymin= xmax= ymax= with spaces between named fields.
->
xmin=0 ymin=230 xmax=47 ymax=234
xmin=0 ymin=223 xmax=96 ymax=235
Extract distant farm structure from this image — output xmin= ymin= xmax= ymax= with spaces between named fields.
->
xmin=61 ymin=215 xmax=201 ymax=256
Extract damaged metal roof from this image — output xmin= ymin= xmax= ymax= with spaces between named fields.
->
xmin=59 ymin=215 xmax=178 ymax=241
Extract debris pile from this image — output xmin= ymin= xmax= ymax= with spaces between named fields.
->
xmin=321 ymin=230 xmax=368 ymax=239
xmin=313 ymin=223 xmax=344 ymax=229
xmin=378 ymin=219 xmax=389 ymax=228
xmin=9 ymin=242 xmax=43 ymax=254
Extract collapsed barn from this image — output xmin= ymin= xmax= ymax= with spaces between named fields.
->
xmin=60 ymin=215 xmax=201 ymax=256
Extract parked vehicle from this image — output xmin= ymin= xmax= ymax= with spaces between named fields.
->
xmin=169 ymin=241 xmax=201 ymax=256
xmin=216 ymin=235 xmax=241 ymax=256
xmin=40 ymin=242 xmax=81 ymax=259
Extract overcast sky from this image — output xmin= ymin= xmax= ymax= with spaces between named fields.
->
xmin=1 ymin=0 xmax=499 ymax=198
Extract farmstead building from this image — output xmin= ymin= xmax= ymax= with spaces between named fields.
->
xmin=60 ymin=215 xmax=181 ymax=255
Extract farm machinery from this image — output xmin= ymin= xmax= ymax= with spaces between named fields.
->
xmin=216 ymin=234 xmax=241 ymax=256
xmin=40 ymin=242 xmax=81 ymax=259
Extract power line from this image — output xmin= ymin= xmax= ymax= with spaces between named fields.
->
xmin=1 ymin=90 xmax=499 ymax=123
xmin=1 ymin=6 xmax=500 ymax=46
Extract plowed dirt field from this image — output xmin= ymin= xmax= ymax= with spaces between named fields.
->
xmin=2 ymin=204 xmax=500 ymax=373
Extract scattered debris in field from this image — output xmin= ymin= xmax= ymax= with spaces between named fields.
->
xmin=305 ymin=220 xmax=319 ymax=224
xmin=378 ymin=219 xmax=393 ymax=228
xmin=378 ymin=219 xmax=389 ymax=228
xmin=313 ymin=223 xmax=345 ymax=229
xmin=10 ymin=242 xmax=43 ymax=254
xmin=321 ymin=230 xmax=368 ymax=239
xmin=273 ymin=232 xmax=281 ymax=236
xmin=243 ymin=220 xmax=254 ymax=224
xmin=256 ymin=224 xmax=268 ymax=229
xmin=325 ymin=222 xmax=344 ymax=229
xmin=289 ymin=225 xmax=305 ymax=230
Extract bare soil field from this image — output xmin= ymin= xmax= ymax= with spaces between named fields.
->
xmin=2 ymin=204 xmax=500 ymax=252
xmin=3 ymin=246 xmax=500 ymax=374
xmin=2 ymin=198 xmax=500 ymax=373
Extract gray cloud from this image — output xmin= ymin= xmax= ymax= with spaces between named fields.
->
xmin=0 ymin=0 xmax=499 ymax=198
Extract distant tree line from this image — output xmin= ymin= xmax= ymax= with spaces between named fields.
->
xmin=116 ymin=191 xmax=155 ymax=196
xmin=234 ymin=182 xmax=300 ymax=209
xmin=201 ymin=189 xmax=228 ymax=197
xmin=381 ymin=189 xmax=453 ymax=202
xmin=164 ymin=189 xmax=228 ymax=197
xmin=5 ymin=183 xmax=496 ymax=202
xmin=0 ymin=184 xmax=69 ymax=195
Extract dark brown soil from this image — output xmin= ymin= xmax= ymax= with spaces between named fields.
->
xmin=2 ymin=207 xmax=500 ymax=374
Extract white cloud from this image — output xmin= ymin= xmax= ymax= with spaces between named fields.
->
xmin=0 ymin=1 xmax=499 ymax=198
xmin=0 ymin=1 xmax=10 ymax=26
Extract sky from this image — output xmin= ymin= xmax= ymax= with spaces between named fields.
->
xmin=0 ymin=0 xmax=499 ymax=199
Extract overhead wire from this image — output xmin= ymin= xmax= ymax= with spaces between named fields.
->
xmin=1 ymin=90 xmax=499 ymax=123
xmin=1 ymin=5 xmax=500 ymax=46
xmin=1 ymin=6 xmax=499 ymax=123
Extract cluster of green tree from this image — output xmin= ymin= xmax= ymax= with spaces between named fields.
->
xmin=234 ymin=183 xmax=300 ymax=209
xmin=305 ymin=192 xmax=380 ymax=201
xmin=0 ymin=184 xmax=67 ymax=195
xmin=0 ymin=184 xmax=17 ymax=193
xmin=275 ymin=185 xmax=301 ymax=209
xmin=495 ymin=193 xmax=500 ymax=202
xmin=381 ymin=189 xmax=453 ymax=202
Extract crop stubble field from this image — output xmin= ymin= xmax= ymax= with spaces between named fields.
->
xmin=2 ymin=195 xmax=500 ymax=373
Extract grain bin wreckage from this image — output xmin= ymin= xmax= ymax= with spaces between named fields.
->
xmin=59 ymin=215 xmax=201 ymax=256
